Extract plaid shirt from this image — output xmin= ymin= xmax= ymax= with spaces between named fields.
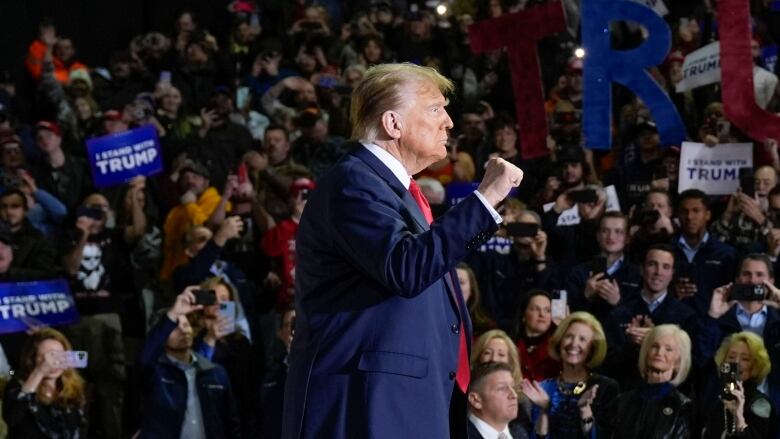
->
xmin=709 ymin=211 xmax=772 ymax=252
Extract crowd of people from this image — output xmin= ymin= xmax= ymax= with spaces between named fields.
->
xmin=0 ymin=0 xmax=777 ymax=437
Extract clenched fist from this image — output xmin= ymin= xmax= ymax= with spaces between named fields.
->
xmin=477 ymin=157 xmax=524 ymax=207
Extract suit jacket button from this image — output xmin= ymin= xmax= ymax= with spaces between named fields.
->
xmin=449 ymin=371 xmax=456 ymax=380
xmin=451 ymin=324 xmax=459 ymax=334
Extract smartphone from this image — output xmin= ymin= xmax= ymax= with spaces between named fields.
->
xmin=677 ymin=262 xmax=697 ymax=284
xmin=717 ymin=120 xmax=731 ymax=138
xmin=591 ymin=256 xmax=608 ymax=276
xmin=730 ymin=283 xmax=767 ymax=301
xmin=505 ymin=222 xmax=539 ymax=238
xmin=569 ymin=189 xmax=598 ymax=204
xmin=551 ymin=290 xmax=567 ymax=321
xmin=236 ymin=86 xmax=250 ymax=110
xmin=719 ymin=361 xmax=740 ymax=401
xmin=194 ymin=289 xmax=217 ymax=306
xmin=48 ymin=351 xmax=88 ymax=369
xmin=237 ymin=162 xmax=248 ymax=185
xmin=159 ymin=70 xmax=171 ymax=83
xmin=250 ymin=13 xmax=260 ymax=28
xmin=75 ymin=206 xmax=104 ymax=221
xmin=739 ymin=167 xmax=755 ymax=198
xmin=218 ymin=301 xmax=236 ymax=334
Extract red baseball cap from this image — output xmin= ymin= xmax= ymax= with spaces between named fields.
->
xmin=34 ymin=120 xmax=61 ymax=137
xmin=103 ymin=110 xmax=124 ymax=122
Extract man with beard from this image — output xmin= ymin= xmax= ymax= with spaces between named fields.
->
xmin=188 ymin=88 xmax=253 ymax=188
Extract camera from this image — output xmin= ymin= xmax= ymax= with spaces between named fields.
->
xmin=194 ymin=289 xmax=217 ymax=306
xmin=730 ymin=283 xmax=767 ymax=301
xmin=634 ymin=208 xmax=661 ymax=227
xmin=569 ymin=189 xmax=598 ymax=204
xmin=719 ymin=361 xmax=740 ymax=401
xmin=504 ymin=222 xmax=538 ymax=238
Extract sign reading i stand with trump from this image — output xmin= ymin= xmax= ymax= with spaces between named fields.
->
xmin=678 ymin=141 xmax=753 ymax=195
xmin=86 ymin=125 xmax=163 ymax=188
xmin=0 ymin=279 xmax=79 ymax=335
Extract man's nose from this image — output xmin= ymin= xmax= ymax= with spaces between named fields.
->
xmin=444 ymin=111 xmax=454 ymax=130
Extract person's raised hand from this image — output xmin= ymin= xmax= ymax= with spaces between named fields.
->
xmin=521 ymin=379 xmax=551 ymax=412
xmin=214 ymin=216 xmax=243 ymax=247
xmin=597 ymin=279 xmax=621 ymax=306
xmin=166 ymin=286 xmax=203 ymax=322
xmin=762 ymin=279 xmax=780 ymax=309
xmin=709 ymin=283 xmax=735 ymax=319
xmin=180 ymin=190 xmax=197 ymax=205
xmin=243 ymin=150 xmax=268 ymax=172
xmin=75 ymin=215 xmax=94 ymax=238
xmin=584 ymin=272 xmax=606 ymax=300
xmin=530 ymin=230 xmax=547 ymax=261
xmin=477 ymin=157 xmax=524 ymax=207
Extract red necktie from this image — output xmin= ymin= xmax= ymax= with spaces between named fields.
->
xmin=408 ymin=179 xmax=470 ymax=392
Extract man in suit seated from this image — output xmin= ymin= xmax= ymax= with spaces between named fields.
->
xmin=467 ymin=362 xmax=528 ymax=439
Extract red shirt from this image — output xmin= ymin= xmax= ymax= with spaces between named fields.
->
xmin=261 ymin=218 xmax=299 ymax=309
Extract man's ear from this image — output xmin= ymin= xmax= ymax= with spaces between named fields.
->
xmin=380 ymin=110 xmax=403 ymax=140
xmin=467 ymin=391 xmax=481 ymax=410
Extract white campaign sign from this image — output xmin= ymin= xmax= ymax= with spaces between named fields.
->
xmin=678 ymin=142 xmax=753 ymax=195
xmin=675 ymin=42 xmax=721 ymax=93
xmin=633 ymin=0 xmax=668 ymax=16
xmin=543 ymin=185 xmax=621 ymax=226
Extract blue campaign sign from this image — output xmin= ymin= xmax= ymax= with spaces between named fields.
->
xmin=445 ymin=182 xmax=481 ymax=206
xmin=763 ymin=45 xmax=778 ymax=74
xmin=0 ymin=279 xmax=79 ymax=334
xmin=86 ymin=125 xmax=163 ymax=188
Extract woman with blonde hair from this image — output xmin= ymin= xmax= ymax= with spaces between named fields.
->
xmin=703 ymin=331 xmax=776 ymax=438
xmin=521 ymin=311 xmax=618 ymax=438
xmin=3 ymin=328 xmax=86 ymax=438
xmin=608 ymin=324 xmax=693 ymax=438
xmin=471 ymin=329 xmax=523 ymax=386
xmin=471 ymin=329 xmax=532 ymax=435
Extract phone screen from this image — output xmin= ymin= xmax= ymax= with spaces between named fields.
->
xmin=551 ymin=290 xmax=567 ymax=321
xmin=218 ymin=301 xmax=236 ymax=334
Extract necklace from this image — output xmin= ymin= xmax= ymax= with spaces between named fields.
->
xmin=556 ymin=372 xmax=590 ymax=396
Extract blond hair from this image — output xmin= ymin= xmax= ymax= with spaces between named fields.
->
xmin=714 ymin=331 xmax=771 ymax=383
xmin=470 ymin=329 xmax=522 ymax=385
xmin=350 ymin=63 xmax=454 ymax=143
xmin=548 ymin=312 xmax=607 ymax=369
xmin=638 ymin=324 xmax=692 ymax=386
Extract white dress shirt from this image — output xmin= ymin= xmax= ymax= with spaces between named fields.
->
xmin=468 ymin=412 xmax=513 ymax=439
xmin=363 ymin=143 xmax=502 ymax=223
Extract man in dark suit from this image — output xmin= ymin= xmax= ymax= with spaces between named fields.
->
xmin=282 ymin=63 xmax=524 ymax=438
xmin=603 ymin=244 xmax=697 ymax=389
xmin=467 ymin=362 xmax=528 ymax=439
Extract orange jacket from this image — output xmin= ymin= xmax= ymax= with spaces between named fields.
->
xmin=25 ymin=40 xmax=87 ymax=83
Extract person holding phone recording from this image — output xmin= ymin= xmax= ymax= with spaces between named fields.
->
xmin=698 ymin=254 xmax=780 ymax=419
xmin=190 ymin=277 xmax=260 ymax=439
xmin=3 ymin=328 xmax=86 ymax=439
xmin=138 ymin=287 xmax=240 ymax=438
xmin=493 ymin=210 xmax=560 ymax=330
xmin=702 ymin=332 xmax=776 ymax=438
xmin=711 ymin=166 xmax=777 ymax=253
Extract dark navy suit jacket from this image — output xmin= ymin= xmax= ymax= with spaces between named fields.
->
xmin=282 ymin=145 xmax=498 ymax=438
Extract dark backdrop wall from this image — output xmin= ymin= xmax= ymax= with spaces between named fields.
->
xmin=0 ymin=0 xmax=236 ymax=81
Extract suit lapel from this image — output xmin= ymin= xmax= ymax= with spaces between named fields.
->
xmin=350 ymin=144 xmax=469 ymax=344
xmin=349 ymin=145 xmax=430 ymax=232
